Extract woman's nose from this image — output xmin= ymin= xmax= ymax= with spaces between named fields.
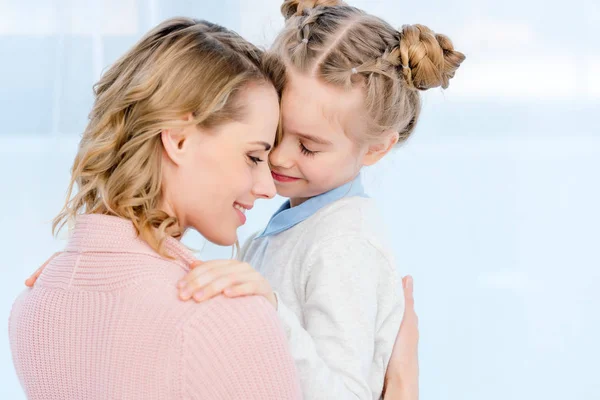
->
xmin=253 ymin=167 xmax=276 ymax=199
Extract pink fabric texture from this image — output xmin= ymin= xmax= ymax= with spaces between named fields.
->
xmin=9 ymin=214 xmax=301 ymax=399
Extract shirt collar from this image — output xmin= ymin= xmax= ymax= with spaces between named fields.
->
xmin=256 ymin=173 xmax=368 ymax=239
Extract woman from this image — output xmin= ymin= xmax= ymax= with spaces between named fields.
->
xmin=10 ymin=17 xmax=301 ymax=399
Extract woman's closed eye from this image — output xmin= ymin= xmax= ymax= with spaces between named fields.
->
xmin=248 ymin=155 xmax=265 ymax=165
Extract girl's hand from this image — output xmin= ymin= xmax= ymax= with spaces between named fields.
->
xmin=383 ymin=275 xmax=419 ymax=400
xmin=24 ymin=252 xmax=61 ymax=287
xmin=177 ymin=260 xmax=277 ymax=308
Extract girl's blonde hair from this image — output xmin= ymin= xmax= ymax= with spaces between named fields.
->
xmin=275 ymin=0 xmax=465 ymax=144
xmin=54 ymin=17 xmax=285 ymax=256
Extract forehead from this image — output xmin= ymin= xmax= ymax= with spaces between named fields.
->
xmin=236 ymin=82 xmax=280 ymax=140
xmin=281 ymin=69 xmax=365 ymax=138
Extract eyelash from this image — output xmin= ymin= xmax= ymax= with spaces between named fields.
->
xmin=299 ymin=141 xmax=318 ymax=157
xmin=248 ymin=155 xmax=264 ymax=165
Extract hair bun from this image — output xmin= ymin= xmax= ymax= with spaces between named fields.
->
xmin=281 ymin=0 xmax=345 ymax=20
xmin=398 ymin=24 xmax=465 ymax=90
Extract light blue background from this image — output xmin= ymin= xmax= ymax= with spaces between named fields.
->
xmin=1 ymin=1 xmax=599 ymax=398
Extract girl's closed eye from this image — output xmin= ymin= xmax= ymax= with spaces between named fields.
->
xmin=299 ymin=141 xmax=318 ymax=157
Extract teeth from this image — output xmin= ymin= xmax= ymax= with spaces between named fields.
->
xmin=234 ymin=204 xmax=246 ymax=214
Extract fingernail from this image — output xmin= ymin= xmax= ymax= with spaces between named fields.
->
xmin=407 ymin=276 xmax=413 ymax=289
xmin=177 ymin=281 xmax=185 ymax=289
xmin=193 ymin=291 xmax=204 ymax=301
xmin=179 ymin=289 xmax=191 ymax=300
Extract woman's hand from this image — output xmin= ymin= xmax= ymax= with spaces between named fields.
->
xmin=177 ymin=260 xmax=277 ymax=308
xmin=383 ymin=275 xmax=419 ymax=400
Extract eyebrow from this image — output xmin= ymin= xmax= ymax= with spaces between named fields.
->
xmin=296 ymin=132 xmax=333 ymax=146
xmin=250 ymin=141 xmax=272 ymax=151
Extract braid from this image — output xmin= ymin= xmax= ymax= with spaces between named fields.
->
xmin=281 ymin=0 xmax=345 ymax=20
xmin=289 ymin=7 xmax=325 ymax=69
xmin=398 ymin=24 xmax=464 ymax=90
xmin=274 ymin=2 xmax=465 ymax=145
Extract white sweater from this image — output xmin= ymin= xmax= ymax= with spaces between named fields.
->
xmin=240 ymin=195 xmax=404 ymax=400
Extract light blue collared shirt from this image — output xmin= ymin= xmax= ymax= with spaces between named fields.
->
xmin=256 ymin=174 xmax=368 ymax=239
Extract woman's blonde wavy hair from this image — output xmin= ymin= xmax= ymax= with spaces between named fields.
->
xmin=53 ymin=17 xmax=285 ymax=256
xmin=275 ymin=0 xmax=465 ymax=144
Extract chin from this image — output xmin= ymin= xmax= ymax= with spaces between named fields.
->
xmin=193 ymin=222 xmax=237 ymax=247
xmin=273 ymin=185 xmax=296 ymax=198
xmin=204 ymin=231 xmax=237 ymax=247
xmin=212 ymin=236 xmax=237 ymax=246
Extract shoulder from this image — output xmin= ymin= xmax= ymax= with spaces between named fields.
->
xmin=303 ymin=196 xmax=380 ymax=240
xmin=302 ymin=197 xmax=396 ymax=268
xmin=305 ymin=234 xmax=394 ymax=274
xmin=179 ymin=295 xmax=286 ymax=348
xmin=178 ymin=296 xmax=301 ymax=397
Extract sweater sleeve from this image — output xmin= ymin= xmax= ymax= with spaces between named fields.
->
xmin=275 ymin=236 xmax=383 ymax=400
xmin=180 ymin=296 xmax=302 ymax=399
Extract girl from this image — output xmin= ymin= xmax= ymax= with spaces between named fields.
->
xmin=176 ymin=1 xmax=465 ymax=399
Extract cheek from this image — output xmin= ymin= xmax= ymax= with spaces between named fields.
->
xmin=177 ymin=154 xmax=229 ymax=216
xmin=298 ymin=157 xmax=335 ymax=188
xmin=217 ymin=157 xmax=254 ymax=197
xmin=187 ymin=142 xmax=239 ymax=194
xmin=311 ymin=153 xmax=358 ymax=184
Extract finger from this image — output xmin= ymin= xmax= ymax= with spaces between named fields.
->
xmin=191 ymin=272 xmax=258 ymax=302
xmin=401 ymin=276 xmax=418 ymax=328
xmin=223 ymin=281 xmax=262 ymax=298
xmin=25 ymin=267 xmax=43 ymax=287
xmin=180 ymin=266 xmax=254 ymax=300
xmin=177 ymin=260 xmax=236 ymax=288
xmin=190 ymin=259 xmax=233 ymax=272
xmin=403 ymin=275 xmax=415 ymax=308
xmin=183 ymin=263 xmax=252 ymax=292
xmin=179 ymin=269 xmax=228 ymax=299
xmin=25 ymin=252 xmax=61 ymax=287
xmin=25 ymin=277 xmax=38 ymax=287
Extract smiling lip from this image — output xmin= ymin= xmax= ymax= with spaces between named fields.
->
xmin=233 ymin=202 xmax=252 ymax=225
xmin=234 ymin=202 xmax=253 ymax=211
xmin=235 ymin=208 xmax=246 ymax=225
xmin=271 ymin=171 xmax=300 ymax=183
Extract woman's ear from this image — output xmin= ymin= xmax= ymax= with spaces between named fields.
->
xmin=161 ymin=128 xmax=187 ymax=166
xmin=362 ymin=130 xmax=399 ymax=166
xmin=161 ymin=114 xmax=195 ymax=166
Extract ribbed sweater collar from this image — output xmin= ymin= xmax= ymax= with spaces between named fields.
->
xmin=64 ymin=214 xmax=196 ymax=271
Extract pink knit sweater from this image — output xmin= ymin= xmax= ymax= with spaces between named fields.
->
xmin=9 ymin=214 xmax=301 ymax=399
